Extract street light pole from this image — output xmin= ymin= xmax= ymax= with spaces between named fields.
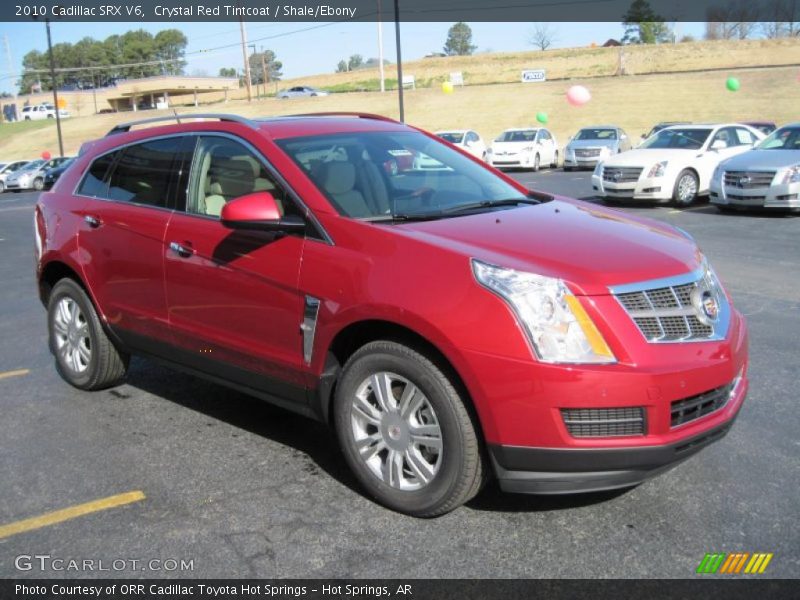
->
xmin=377 ymin=1 xmax=385 ymax=92
xmin=45 ymin=19 xmax=64 ymax=157
xmin=393 ymin=0 xmax=404 ymax=122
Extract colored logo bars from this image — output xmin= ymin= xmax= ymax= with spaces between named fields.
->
xmin=696 ymin=552 xmax=773 ymax=574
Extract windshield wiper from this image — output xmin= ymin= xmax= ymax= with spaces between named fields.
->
xmin=441 ymin=197 xmax=541 ymax=214
xmin=362 ymin=212 xmax=448 ymax=223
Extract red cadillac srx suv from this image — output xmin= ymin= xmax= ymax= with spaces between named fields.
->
xmin=35 ymin=113 xmax=748 ymax=516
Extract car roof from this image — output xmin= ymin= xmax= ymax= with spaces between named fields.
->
xmin=435 ymin=129 xmax=469 ymax=134
xmin=577 ymin=125 xmax=620 ymax=129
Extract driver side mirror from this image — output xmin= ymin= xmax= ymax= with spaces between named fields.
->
xmin=220 ymin=192 xmax=305 ymax=233
xmin=710 ymin=140 xmax=728 ymax=151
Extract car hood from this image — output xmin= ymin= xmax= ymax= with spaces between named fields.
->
xmin=567 ymin=139 xmax=618 ymax=150
xmin=394 ymin=198 xmax=701 ymax=295
xmin=721 ymin=149 xmax=800 ymax=170
xmin=601 ymin=148 xmax=697 ymax=167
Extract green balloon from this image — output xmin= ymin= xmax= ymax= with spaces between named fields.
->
xmin=536 ymin=111 xmax=548 ymax=124
xmin=726 ymin=77 xmax=740 ymax=92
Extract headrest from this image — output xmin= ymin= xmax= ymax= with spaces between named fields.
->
xmin=319 ymin=162 xmax=356 ymax=196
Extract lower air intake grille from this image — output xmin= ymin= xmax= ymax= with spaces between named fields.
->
xmin=561 ymin=407 xmax=646 ymax=438
xmin=671 ymin=383 xmax=734 ymax=428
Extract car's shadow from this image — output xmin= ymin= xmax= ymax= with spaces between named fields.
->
xmin=120 ymin=357 xmax=634 ymax=515
xmin=119 ymin=357 xmax=362 ymax=495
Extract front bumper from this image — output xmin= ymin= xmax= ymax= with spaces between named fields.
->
xmin=710 ymin=181 xmax=800 ymax=210
xmin=564 ymin=154 xmax=605 ymax=168
xmin=489 ymin=152 xmax=535 ymax=169
xmin=4 ymin=179 xmax=33 ymax=191
xmin=591 ymin=172 xmax=673 ymax=201
xmin=490 ymin=408 xmax=740 ymax=494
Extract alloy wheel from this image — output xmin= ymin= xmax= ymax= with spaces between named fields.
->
xmin=677 ymin=174 xmax=697 ymax=204
xmin=52 ymin=297 xmax=91 ymax=373
xmin=350 ymin=371 xmax=443 ymax=491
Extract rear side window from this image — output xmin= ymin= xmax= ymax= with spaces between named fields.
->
xmin=77 ymin=151 xmax=118 ymax=198
xmin=106 ymin=138 xmax=179 ymax=207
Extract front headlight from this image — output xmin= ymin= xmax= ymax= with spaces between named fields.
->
xmin=712 ymin=164 xmax=723 ymax=182
xmin=523 ymin=146 xmax=535 ymax=153
xmin=780 ymin=165 xmax=800 ymax=184
xmin=472 ymin=260 xmax=616 ymax=364
xmin=647 ymin=160 xmax=668 ymax=178
xmin=599 ymin=146 xmax=611 ymax=156
xmin=593 ymin=162 xmax=603 ymax=175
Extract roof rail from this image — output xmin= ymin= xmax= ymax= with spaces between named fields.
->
xmin=106 ymin=113 xmax=257 ymax=136
xmin=283 ymin=112 xmax=398 ymax=123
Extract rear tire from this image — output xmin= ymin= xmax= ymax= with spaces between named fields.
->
xmin=532 ymin=153 xmax=540 ymax=172
xmin=550 ymin=151 xmax=559 ymax=168
xmin=333 ymin=340 xmax=484 ymax=517
xmin=47 ymin=278 xmax=129 ymax=390
xmin=0 ymin=181 xmax=4 ymax=193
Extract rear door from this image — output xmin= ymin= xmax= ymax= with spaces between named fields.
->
xmin=76 ymin=136 xmax=188 ymax=347
xmin=163 ymin=133 xmax=309 ymax=405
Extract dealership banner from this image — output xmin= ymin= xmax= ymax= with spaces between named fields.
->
xmin=0 ymin=0 xmax=788 ymax=22
xmin=2 ymin=579 xmax=796 ymax=599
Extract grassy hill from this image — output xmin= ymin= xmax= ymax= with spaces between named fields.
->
xmin=1 ymin=39 xmax=798 ymax=159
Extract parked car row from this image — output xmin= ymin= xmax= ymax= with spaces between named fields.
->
xmin=0 ymin=156 xmax=75 ymax=193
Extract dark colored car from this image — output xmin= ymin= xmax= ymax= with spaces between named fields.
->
xmin=40 ymin=157 xmax=76 ymax=190
xmin=35 ymin=113 xmax=748 ymax=516
xmin=742 ymin=121 xmax=777 ymax=136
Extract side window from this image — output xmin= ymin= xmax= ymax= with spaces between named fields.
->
xmin=187 ymin=136 xmax=301 ymax=219
xmin=106 ymin=138 xmax=180 ymax=207
xmin=77 ymin=151 xmax=119 ymax=198
xmin=711 ymin=127 xmax=734 ymax=148
xmin=734 ymin=128 xmax=756 ymax=145
xmin=538 ymin=130 xmax=551 ymax=141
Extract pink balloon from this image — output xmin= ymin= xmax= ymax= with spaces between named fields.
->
xmin=41 ymin=151 xmax=51 ymax=160
xmin=566 ymin=85 xmax=591 ymax=107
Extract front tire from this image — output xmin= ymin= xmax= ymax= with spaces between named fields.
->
xmin=550 ymin=151 xmax=559 ymax=168
xmin=0 ymin=181 xmax=4 ymax=193
xmin=334 ymin=341 xmax=484 ymax=517
xmin=47 ymin=278 xmax=129 ymax=390
xmin=673 ymin=169 xmax=699 ymax=206
xmin=33 ymin=177 xmax=44 ymax=191
xmin=532 ymin=153 xmax=540 ymax=172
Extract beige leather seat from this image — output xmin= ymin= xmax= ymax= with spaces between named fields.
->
xmin=317 ymin=162 xmax=371 ymax=217
xmin=203 ymin=159 xmax=256 ymax=217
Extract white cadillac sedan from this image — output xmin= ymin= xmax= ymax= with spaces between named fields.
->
xmin=592 ymin=124 xmax=764 ymax=206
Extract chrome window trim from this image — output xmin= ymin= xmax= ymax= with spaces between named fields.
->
xmin=609 ymin=266 xmax=731 ymax=344
xmin=72 ymin=131 xmax=333 ymax=245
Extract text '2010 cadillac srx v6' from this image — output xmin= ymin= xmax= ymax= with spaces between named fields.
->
xmin=35 ymin=113 xmax=748 ymax=516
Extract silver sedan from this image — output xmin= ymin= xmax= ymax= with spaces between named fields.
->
xmin=563 ymin=125 xmax=631 ymax=171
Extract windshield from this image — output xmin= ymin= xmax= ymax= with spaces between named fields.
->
xmin=758 ymin=127 xmax=800 ymax=150
xmin=19 ymin=160 xmax=45 ymax=172
xmin=277 ymin=130 xmax=529 ymax=220
xmin=640 ymin=128 xmax=711 ymax=150
xmin=574 ymin=128 xmax=617 ymax=141
xmin=438 ymin=132 xmax=465 ymax=144
xmin=495 ymin=130 xmax=537 ymax=143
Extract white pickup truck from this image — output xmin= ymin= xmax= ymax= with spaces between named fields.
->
xmin=20 ymin=103 xmax=70 ymax=121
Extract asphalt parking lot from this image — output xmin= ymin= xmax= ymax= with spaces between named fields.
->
xmin=0 ymin=170 xmax=798 ymax=579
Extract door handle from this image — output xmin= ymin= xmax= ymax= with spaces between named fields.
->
xmin=169 ymin=241 xmax=194 ymax=258
xmin=84 ymin=215 xmax=101 ymax=228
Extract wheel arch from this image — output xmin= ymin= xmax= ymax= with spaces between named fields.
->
xmin=313 ymin=318 xmax=487 ymax=445
xmin=39 ymin=260 xmax=87 ymax=307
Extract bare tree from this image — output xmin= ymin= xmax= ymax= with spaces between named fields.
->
xmin=759 ymin=0 xmax=800 ymax=37
xmin=528 ymin=23 xmax=557 ymax=51
xmin=705 ymin=0 xmax=760 ymax=39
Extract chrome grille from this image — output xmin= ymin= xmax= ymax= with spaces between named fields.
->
xmin=576 ymin=148 xmax=602 ymax=158
xmin=615 ymin=280 xmax=715 ymax=342
xmin=561 ymin=407 xmax=645 ymax=438
xmin=602 ymin=166 xmax=643 ymax=183
xmin=671 ymin=382 xmax=734 ymax=427
xmin=724 ymin=170 xmax=776 ymax=189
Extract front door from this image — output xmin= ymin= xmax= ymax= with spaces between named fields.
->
xmin=163 ymin=134 xmax=308 ymax=404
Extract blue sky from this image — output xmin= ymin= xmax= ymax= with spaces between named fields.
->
xmin=0 ymin=21 xmax=705 ymax=94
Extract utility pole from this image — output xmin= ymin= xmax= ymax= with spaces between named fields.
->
xmin=248 ymin=43 xmax=257 ymax=97
xmin=45 ymin=19 xmax=64 ymax=157
xmin=393 ymin=0 xmax=404 ymax=121
xmin=260 ymin=46 xmax=268 ymax=99
xmin=3 ymin=35 xmax=19 ymax=121
xmin=377 ymin=1 xmax=385 ymax=92
xmin=240 ymin=18 xmax=252 ymax=102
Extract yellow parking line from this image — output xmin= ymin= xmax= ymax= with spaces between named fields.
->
xmin=0 ymin=491 xmax=145 ymax=540
xmin=0 ymin=369 xmax=30 ymax=381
